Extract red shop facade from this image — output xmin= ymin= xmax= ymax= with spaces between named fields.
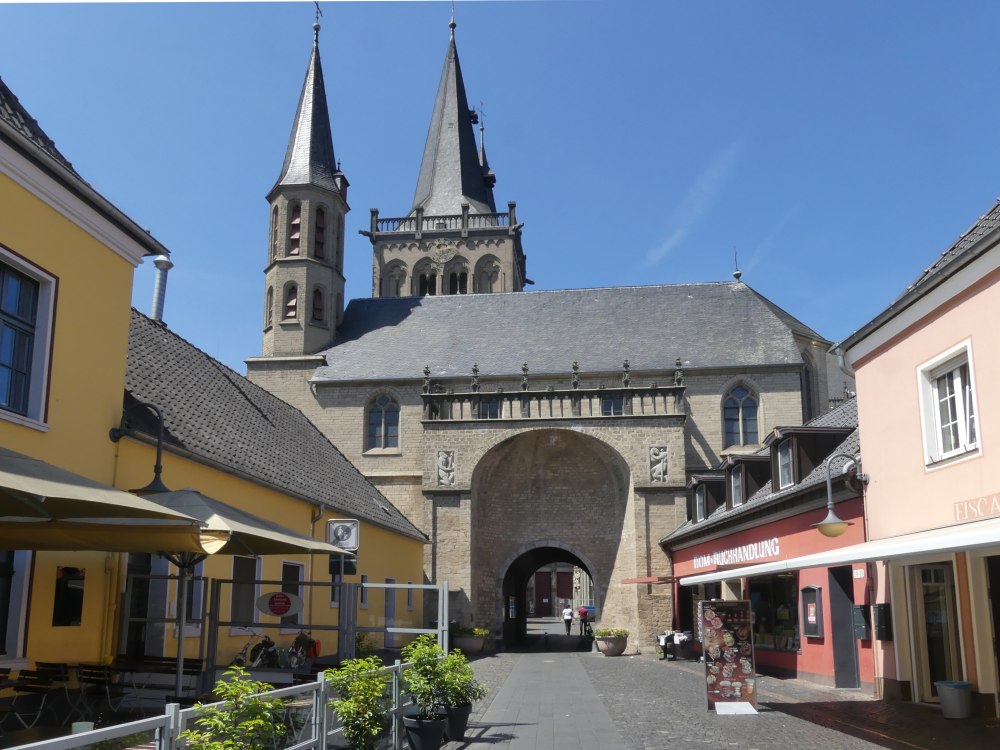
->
xmin=669 ymin=496 xmax=876 ymax=691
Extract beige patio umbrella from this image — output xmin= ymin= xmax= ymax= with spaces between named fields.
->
xmin=136 ymin=489 xmax=348 ymax=697
xmin=0 ymin=446 xmax=213 ymax=552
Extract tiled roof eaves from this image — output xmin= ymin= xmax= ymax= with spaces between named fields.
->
xmin=125 ymin=311 xmax=425 ymax=542
xmin=0 ymin=98 xmax=171 ymax=260
xmin=661 ymin=429 xmax=860 ymax=546
xmin=839 ymin=201 xmax=1000 ymax=353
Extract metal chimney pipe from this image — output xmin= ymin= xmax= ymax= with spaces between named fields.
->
xmin=150 ymin=255 xmax=173 ymax=322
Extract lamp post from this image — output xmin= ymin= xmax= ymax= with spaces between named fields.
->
xmin=813 ymin=452 xmax=866 ymax=538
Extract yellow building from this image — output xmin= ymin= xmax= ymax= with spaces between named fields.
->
xmin=0 ymin=71 xmax=426 ymax=677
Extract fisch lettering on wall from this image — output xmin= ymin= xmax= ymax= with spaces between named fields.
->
xmin=954 ymin=493 xmax=1000 ymax=522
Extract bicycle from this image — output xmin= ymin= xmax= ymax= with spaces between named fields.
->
xmin=228 ymin=627 xmax=261 ymax=667
xmin=581 ymin=620 xmax=593 ymax=637
xmin=287 ymin=630 xmax=317 ymax=669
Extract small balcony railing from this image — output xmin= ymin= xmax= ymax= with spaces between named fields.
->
xmin=367 ymin=202 xmax=517 ymax=239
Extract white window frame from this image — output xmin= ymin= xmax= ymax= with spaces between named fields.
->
xmin=729 ymin=466 xmax=744 ymax=507
xmin=918 ymin=341 xmax=981 ymax=467
xmin=777 ymin=439 xmax=794 ymax=489
xmin=0 ymin=248 xmax=55 ymax=431
xmin=280 ymin=561 xmax=304 ymax=632
xmin=694 ymin=485 xmax=706 ymax=522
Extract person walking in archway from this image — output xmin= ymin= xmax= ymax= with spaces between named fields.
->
xmin=578 ymin=604 xmax=591 ymax=636
xmin=562 ymin=603 xmax=574 ymax=635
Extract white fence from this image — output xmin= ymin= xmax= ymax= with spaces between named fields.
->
xmin=11 ymin=661 xmax=414 ymax=750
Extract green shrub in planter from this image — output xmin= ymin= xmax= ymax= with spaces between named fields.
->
xmin=178 ymin=667 xmax=285 ymax=750
xmin=592 ymin=627 xmax=630 ymax=638
xmin=326 ymin=656 xmax=391 ymax=750
xmin=401 ymin=633 xmax=447 ymax=720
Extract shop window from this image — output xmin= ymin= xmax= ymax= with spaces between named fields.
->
xmin=919 ymin=343 xmax=979 ymax=465
xmin=801 ymin=585 xmax=823 ymax=638
xmin=52 ymin=566 xmax=85 ymax=627
xmin=750 ymin=575 xmax=800 ymax=650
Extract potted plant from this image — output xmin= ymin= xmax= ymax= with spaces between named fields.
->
xmin=451 ymin=625 xmax=490 ymax=654
xmin=400 ymin=634 xmax=448 ymax=750
xmin=437 ymin=647 xmax=488 ymax=741
xmin=593 ymin=627 xmax=630 ymax=657
xmin=325 ymin=656 xmax=390 ymax=750
xmin=178 ymin=666 xmax=286 ymax=750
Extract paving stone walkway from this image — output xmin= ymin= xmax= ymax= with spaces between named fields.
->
xmin=459 ymin=625 xmax=1000 ymax=750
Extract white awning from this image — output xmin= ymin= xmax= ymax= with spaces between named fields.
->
xmin=679 ymin=516 xmax=1000 ymax=586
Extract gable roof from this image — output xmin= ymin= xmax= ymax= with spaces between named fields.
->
xmin=0 ymin=75 xmax=170 ymax=259
xmin=313 ymin=281 xmax=828 ymax=383
xmin=841 ymin=198 xmax=1000 ymax=352
xmin=124 ymin=310 xmax=425 ymax=541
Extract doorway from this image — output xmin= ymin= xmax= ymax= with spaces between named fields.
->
xmin=910 ymin=563 xmax=961 ymax=701
xmin=986 ymin=556 xmax=1000 ymax=692
xmin=829 ymin=566 xmax=860 ymax=688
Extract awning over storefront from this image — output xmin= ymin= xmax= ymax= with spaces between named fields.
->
xmin=679 ymin=516 xmax=1000 ymax=586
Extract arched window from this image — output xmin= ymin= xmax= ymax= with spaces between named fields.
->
xmin=418 ymin=272 xmax=437 ymax=296
xmin=475 ymin=255 xmax=501 ymax=293
xmin=265 ymin=286 xmax=274 ymax=328
xmin=366 ymin=394 xmax=400 ymax=450
xmin=314 ymin=207 xmax=326 ymax=259
xmin=288 ymin=204 xmax=301 ymax=256
xmin=449 ymin=271 xmax=468 ymax=295
xmin=382 ymin=262 xmax=407 ymax=297
xmin=311 ymin=288 xmax=324 ymax=322
xmin=337 ymin=214 xmax=345 ymax=270
xmin=269 ymin=206 xmax=278 ymax=262
xmin=284 ymin=285 xmax=298 ymax=319
xmin=723 ymin=385 xmax=758 ymax=447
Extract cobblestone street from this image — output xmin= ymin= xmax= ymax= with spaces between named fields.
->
xmin=462 ymin=621 xmax=1000 ymax=750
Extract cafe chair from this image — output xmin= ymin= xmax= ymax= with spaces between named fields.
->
xmin=35 ymin=662 xmax=85 ymax=725
xmin=77 ymin=665 xmax=127 ymax=720
xmin=0 ymin=670 xmax=55 ymax=730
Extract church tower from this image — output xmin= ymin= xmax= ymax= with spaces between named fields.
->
xmin=261 ymin=21 xmax=349 ymax=358
xmin=364 ymin=18 xmax=527 ymax=298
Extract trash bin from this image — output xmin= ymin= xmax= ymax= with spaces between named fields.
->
xmin=934 ymin=680 xmax=972 ymax=719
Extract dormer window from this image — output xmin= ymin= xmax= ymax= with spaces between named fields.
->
xmin=695 ymin=485 xmax=706 ymax=522
xmin=777 ymin=439 xmax=794 ymax=489
xmin=729 ymin=466 xmax=744 ymax=507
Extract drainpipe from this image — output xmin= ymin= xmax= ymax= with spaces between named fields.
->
xmin=150 ymin=255 xmax=173 ymax=322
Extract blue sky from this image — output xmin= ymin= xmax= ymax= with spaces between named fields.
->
xmin=3 ymin=1 xmax=999 ymax=373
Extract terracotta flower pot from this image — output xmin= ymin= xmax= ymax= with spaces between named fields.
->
xmin=452 ymin=634 xmax=485 ymax=653
xmin=595 ymin=635 xmax=628 ymax=656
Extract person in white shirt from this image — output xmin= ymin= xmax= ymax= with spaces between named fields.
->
xmin=562 ymin=604 xmax=574 ymax=635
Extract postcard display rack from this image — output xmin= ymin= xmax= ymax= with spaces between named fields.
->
xmin=699 ymin=600 xmax=757 ymax=710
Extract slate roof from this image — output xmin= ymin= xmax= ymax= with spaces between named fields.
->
xmin=313 ymin=282 xmax=828 ymax=383
xmin=125 ymin=310 xmax=425 ymax=541
xmin=660 ymin=397 xmax=859 ymax=545
xmin=410 ymin=21 xmax=496 ymax=216
xmin=841 ymin=199 xmax=1000 ymax=351
xmin=272 ymin=29 xmax=341 ymax=195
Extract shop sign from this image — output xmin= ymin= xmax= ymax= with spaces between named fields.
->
xmin=693 ymin=538 xmax=780 ymax=569
xmin=700 ymin=600 xmax=756 ymax=711
xmin=256 ymin=591 xmax=302 ymax=617
xmin=954 ymin=493 xmax=1000 ymax=522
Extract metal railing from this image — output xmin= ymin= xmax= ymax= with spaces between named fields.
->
xmin=13 ymin=662 xmax=418 ymax=750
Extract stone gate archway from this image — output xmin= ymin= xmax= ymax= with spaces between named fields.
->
xmin=467 ymin=428 xmax=635 ymax=641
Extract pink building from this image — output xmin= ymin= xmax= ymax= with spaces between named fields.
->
xmin=839 ymin=199 xmax=1000 ymax=716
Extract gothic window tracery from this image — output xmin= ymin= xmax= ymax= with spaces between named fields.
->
xmin=382 ymin=262 xmax=407 ymax=298
xmin=366 ymin=393 xmax=400 ymax=451
xmin=723 ymin=384 xmax=759 ymax=447
xmin=474 ymin=255 xmax=502 ymax=293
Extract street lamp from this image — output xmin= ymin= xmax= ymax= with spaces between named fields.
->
xmin=813 ymin=452 xmax=866 ymax=537
xmin=109 ymin=401 xmax=171 ymax=494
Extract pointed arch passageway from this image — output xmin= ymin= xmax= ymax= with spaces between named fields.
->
xmin=465 ymin=428 xmax=632 ymax=643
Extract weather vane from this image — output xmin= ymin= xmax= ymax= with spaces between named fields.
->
xmin=314 ymin=2 xmax=323 ymax=25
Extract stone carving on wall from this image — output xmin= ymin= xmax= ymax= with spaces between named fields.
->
xmin=437 ymin=450 xmax=456 ymax=486
xmin=649 ymin=445 xmax=669 ymax=483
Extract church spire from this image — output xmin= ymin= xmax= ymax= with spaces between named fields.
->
xmin=272 ymin=21 xmax=341 ymax=195
xmin=411 ymin=18 xmax=497 ymax=215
